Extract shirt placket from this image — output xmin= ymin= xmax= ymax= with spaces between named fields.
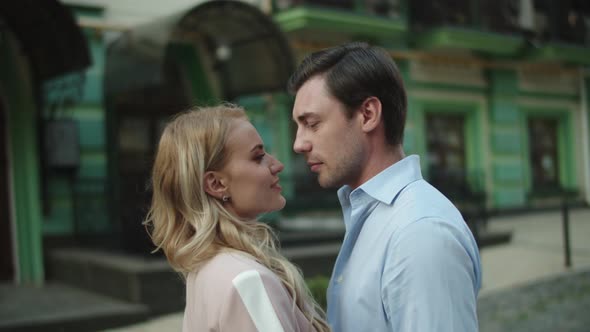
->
xmin=327 ymin=191 xmax=373 ymax=328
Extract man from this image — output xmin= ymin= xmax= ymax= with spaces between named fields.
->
xmin=288 ymin=42 xmax=481 ymax=331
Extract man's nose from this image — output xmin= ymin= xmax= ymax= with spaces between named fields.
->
xmin=293 ymin=130 xmax=311 ymax=154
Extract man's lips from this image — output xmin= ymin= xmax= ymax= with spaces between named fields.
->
xmin=308 ymin=162 xmax=322 ymax=172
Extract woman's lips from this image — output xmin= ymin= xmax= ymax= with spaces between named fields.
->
xmin=271 ymin=181 xmax=282 ymax=192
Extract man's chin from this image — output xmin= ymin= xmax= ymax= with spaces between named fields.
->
xmin=318 ymin=175 xmax=340 ymax=189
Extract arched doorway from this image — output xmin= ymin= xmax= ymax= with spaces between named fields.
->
xmin=0 ymin=0 xmax=91 ymax=283
xmin=105 ymin=0 xmax=294 ymax=254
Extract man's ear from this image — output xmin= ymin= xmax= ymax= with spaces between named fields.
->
xmin=204 ymin=171 xmax=228 ymax=199
xmin=359 ymin=96 xmax=382 ymax=133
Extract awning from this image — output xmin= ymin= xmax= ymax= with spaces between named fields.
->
xmin=105 ymin=0 xmax=295 ymax=103
xmin=0 ymin=0 xmax=91 ymax=81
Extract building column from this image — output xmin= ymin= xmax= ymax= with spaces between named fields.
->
xmin=488 ymin=69 xmax=526 ymax=208
xmin=0 ymin=32 xmax=44 ymax=285
xmin=581 ymin=72 xmax=590 ymax=205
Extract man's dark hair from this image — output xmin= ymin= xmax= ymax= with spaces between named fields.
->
xmin=287 ymin=42 xmax=407 ymax=146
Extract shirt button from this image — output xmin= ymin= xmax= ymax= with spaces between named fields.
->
xmin=336 ymin=275 xmax=344 ymax=283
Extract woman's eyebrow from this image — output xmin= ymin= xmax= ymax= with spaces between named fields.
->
xmin=250 ymin=144 xmax=264 ymax=153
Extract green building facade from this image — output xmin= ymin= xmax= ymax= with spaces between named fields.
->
xmin=3 ymin=0 xmax=590 ymax=283
xmin=272 ymin=0 xmax=590 ymax=211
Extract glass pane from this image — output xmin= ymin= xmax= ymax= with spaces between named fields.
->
xmin=425 ymin=113 xmax=466 ymax=194
xmin=527 ymin=117 xmax=559 ymax=190
xmin=365 ymin=0 xmax=401 ymax=18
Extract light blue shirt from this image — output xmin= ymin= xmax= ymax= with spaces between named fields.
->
xmin=327 ymin=155 xmax=481 ymax=332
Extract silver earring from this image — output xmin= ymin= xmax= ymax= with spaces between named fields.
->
xmin=222 ymin=195 xmax=230 ymax=202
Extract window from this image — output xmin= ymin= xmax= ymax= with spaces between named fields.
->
xmin=528 ymin=117 xmax=559 ymax=190
xmin=365 ymin=0 xmax=401 ymax=18
xmin=426 ymin=113 xmax=467 ymax=195
xmin=410 ymin=0 xmax=473 ymax=28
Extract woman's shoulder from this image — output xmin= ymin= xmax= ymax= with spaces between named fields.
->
xmin=186 ymin=252 xmax=312 ymax=332
xmin=192 ymin=251 xmax=273 ymax=285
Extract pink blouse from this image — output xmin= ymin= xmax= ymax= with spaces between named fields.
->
xmin=182 ymin=251 xmax=316 ymax=332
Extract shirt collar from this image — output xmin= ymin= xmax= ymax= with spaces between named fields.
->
xmin=338 ymin=155 xmax=423 ymax=206
xmin=337 ymin=185 xmax=353 ymax=209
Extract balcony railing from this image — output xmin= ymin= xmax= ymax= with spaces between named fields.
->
xmin=409 ymin=0 xmax=590 ymax=47
xmin=276 ymin=0 xmax=355 ymax=10
xmin=274 ymin=0 xmax=403 ymax=19
xmin=275 ymin=0 xmax=589 ymax=48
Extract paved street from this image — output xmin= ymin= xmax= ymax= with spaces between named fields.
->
xmin=479 ymin=208 xmax=590 ymax=295
xmin=478 ymin=268 xmax=590 ymax=332
xmin=104 ymin=208 xmax=590 ymax=332
xmin=477 ymin=208 xmax=590 ymax=332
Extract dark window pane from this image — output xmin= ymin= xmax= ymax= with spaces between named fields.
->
xmin=410 ymin=0 xmax=473 ymax=28
xmin=365 ymin=0 xmax=402 ymax=18
xmin=426 ymin=113 xmax=467 ymax=195
xmin=528 ymin=118 xmax=559 ymax=190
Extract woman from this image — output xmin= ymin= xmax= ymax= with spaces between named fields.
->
xmin=144 ymin=104 xmax=330 ymax=332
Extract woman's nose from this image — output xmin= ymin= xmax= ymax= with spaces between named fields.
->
xmin=269 ymin=155 xmax=284 ymax=174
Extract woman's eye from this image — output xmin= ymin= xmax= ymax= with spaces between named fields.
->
xmin=255 ymin=153 xmax=266 ymax=162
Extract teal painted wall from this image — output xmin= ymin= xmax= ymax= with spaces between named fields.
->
xmin=42 ymin=24 xmax=110 ymax=236
xmin=488 ymin=69 xmax=527 ymax=207
xmin=402 ymin=67 xmax=581 ymax=210
xmin=69 ymin=29 xmax=109 ymax=234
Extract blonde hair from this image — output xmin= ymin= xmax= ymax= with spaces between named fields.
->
xmin=144 ymin=104 xmax=330 ymax=331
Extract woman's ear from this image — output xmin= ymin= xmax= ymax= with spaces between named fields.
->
xmin=359 ymin=96 xmax=382 ymax=133
xmin=204 ymin=171 xmax=228 ymax=199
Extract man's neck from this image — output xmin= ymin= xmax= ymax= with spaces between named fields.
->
xmin=349 ymin=144 xmax=405 ymax=189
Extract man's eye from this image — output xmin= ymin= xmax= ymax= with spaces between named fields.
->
xmin=307 ymin=122 xmax=318 ymax=129
xmin=255 ymin=153 xmax=266 ymax=161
